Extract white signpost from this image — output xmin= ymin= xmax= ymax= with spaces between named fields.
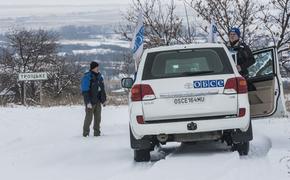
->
xmin=18 ymin=72 xmax=48 ymax=106
xmin=18 ymin=72 xmax=48 ymax=81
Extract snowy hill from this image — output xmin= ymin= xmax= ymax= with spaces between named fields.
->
xmin=0 ymin=106 xmax=289 ymax=180
xmin=0 ymin=4 xmax=128 ymax=32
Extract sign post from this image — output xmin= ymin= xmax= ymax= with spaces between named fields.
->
xmin=18 ymin=72 xmax=48 ymax=106
xmin=18 ymin=72 xmax=48 ymax=81
xmin=23 ymin=81 xmax=26 ymax=106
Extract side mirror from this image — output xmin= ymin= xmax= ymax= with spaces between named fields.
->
xmin=121 ymin=78 xmax=134 ymax=88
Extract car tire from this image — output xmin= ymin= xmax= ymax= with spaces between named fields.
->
xmin=134 ymin=149 xmax=150 ymax=162
xmin=234 ymin=141 xmax=250 ymax=156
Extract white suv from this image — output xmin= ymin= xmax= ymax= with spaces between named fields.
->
xmin=121 ymin=43 xmax=287 ymax=162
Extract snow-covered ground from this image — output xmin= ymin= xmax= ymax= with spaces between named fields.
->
xmin=72 ymin=48 xmax=115 ymax=55
xmin=0 ymin=106 xmax=290 ymax=180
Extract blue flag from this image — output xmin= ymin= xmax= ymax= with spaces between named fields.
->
xmin=208 ymin=17 xmax=218 ymax=43
xmin=131 ymin=12 xmax=144 ymax=68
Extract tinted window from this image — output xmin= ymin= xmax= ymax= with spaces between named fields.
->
xmin=142 ymin=48 xmax=233 ymax=80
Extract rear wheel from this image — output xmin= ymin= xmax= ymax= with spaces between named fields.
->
xmin=233 ymin=141 xmax=250 ymax=156
xmin=134 ymin=149 xmax=150 ymax=162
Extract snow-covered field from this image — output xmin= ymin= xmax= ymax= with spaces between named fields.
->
xmin=0 ymin=5 xmax=129 ymax=32
xmin=59 ymin=38 xmax=130 ymax=49
xmin=0 ymin=106 xmax=290 ymax=180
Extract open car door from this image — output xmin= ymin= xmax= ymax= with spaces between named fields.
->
xmin=247 ymin=46 xmax=288 ymax=118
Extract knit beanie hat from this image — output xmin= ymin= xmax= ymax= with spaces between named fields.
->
xmin=229 ymin=27 xmax=241 ymax=38
xmin=90 ymin=61 xmax=99 ymax=70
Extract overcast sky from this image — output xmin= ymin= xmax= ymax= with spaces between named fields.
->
xmin=0 ymin=0 xmax=131 ymax=5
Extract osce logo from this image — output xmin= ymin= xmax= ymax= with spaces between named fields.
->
xmin=193 ymin=80 xmax=224 ymax=88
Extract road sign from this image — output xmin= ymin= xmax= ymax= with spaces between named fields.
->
xmin=18 ymin=72 xmax=48 ymax=81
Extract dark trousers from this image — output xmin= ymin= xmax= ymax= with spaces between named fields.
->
xmin=83 ymin=103 xmax=102 ymax=136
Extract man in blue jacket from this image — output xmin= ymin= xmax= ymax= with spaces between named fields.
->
xmin=81 ymin=61 xmax=107 ymax=137
xmin=226 ymin=27 xmax=255 ymax=77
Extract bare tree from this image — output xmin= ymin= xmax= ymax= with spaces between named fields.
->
xmin=45 ymin=56 xmax=82 ymax=98
xmin=3 ymin=29 xmax=59 ymax=104
xmin=185 ymin=0 xmax=265 ymax=46
xmin=261 ymin=0 xmax=290 ymax=49
xmin=258 ymin=0 xmax=290 ymax=77
xmin=117 ymin=0 xmax=192 ymax=48
xmin=116 ymin=0 xmax=195 ymax=79
xmin=0 ymin=28 xmax=84 ymax=105
xmin=115 ymin=52 xmax=135 ymax=77
xmin=0 ymin=48 xmax=19 ymax=103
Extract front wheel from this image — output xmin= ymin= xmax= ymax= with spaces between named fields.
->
xmin=134 ymin=149 xmax=150 ymax=162
xmin=233 ymin=141 xmax=249 ymax=156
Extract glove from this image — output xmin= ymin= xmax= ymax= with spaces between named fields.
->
xmin=236 ymin=65 xmax=242 ymax=72
xmin=86 ymin=103 xmax=92 ymax=109
xmin=102 ymin=102 xmax=107 ymax=107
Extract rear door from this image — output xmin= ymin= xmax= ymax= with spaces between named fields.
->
xmin=248 ymin=47 xmax=287 ymax=118
xmin=140 ymin=47 xmax=239 ymax=122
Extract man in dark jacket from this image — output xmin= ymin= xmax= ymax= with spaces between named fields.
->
xmin=81 ymin=61 xmax=106 ymax=137
xmin=226 ymin=27 xmax=255 ymax=77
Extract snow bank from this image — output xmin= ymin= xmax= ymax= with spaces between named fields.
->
xmin=0 ymin=106 xmax=289 ymax=180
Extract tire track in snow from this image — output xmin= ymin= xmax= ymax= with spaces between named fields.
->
xmin=109 ymin=141 xmax=239 ymax=180
xmin=111 ymin=133 xmax=277 ymax=180
xmin=279 ymin=134 xmax=290 ymax=174
xmin=139 ymin=141 xmax=239 ymax=180
xmin=279 ymin=155 xmax=290 ymax=174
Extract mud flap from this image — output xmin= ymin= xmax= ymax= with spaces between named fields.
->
xmin=231 ymin=120 xmax=253 ymax=143
xmin=130 ymin=127 xmax=153 ymax=150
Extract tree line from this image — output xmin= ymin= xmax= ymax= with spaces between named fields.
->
xmin=118 ymin=0 xmax=289 ymax=49
xmin=116 ymin=0 xmax=290 ymax=81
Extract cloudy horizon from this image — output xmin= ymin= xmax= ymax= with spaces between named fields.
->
xmin=0 ymin=0 xmax=131 ymax=6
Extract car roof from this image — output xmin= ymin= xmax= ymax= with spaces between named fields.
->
xmin=144 ymin=43 xmax=227 ymax=54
